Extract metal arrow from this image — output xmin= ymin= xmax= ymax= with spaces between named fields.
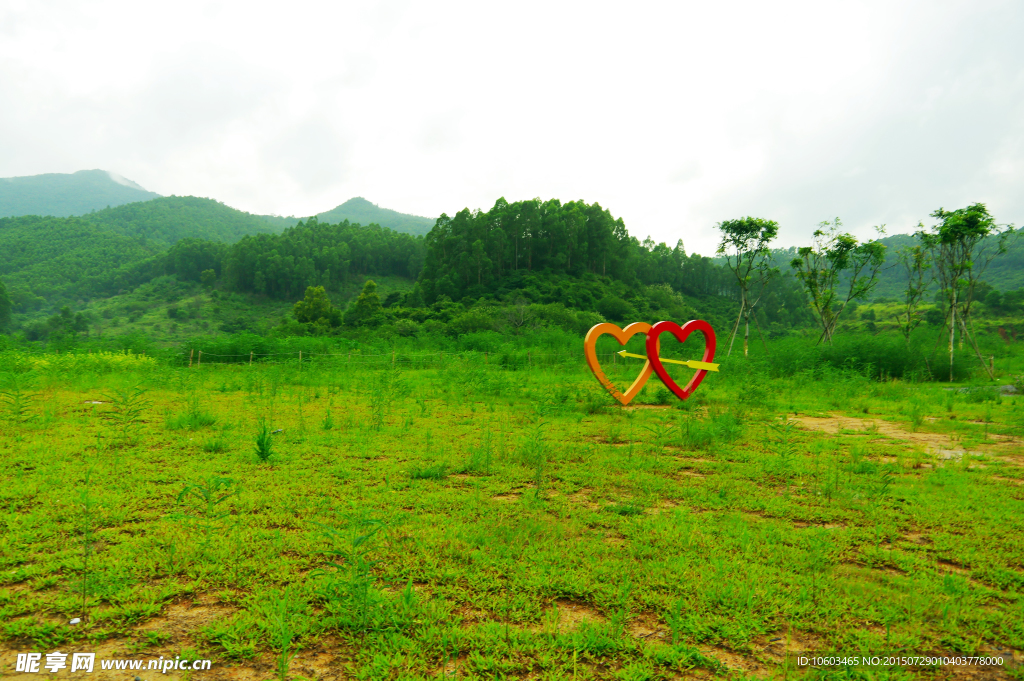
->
xmin=616 ymin=350 xmax=719 ymax=372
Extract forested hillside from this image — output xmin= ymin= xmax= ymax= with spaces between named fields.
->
xmin=0 ymin=170 xmax=159 ymax=217
xmin=82 ymin=196 xmax=286 ymax=246
xmin=164 ymin=217 xmax=425 ymax=298
xmin=0 ymin=215 xmax=162 ymax=310
xmin=5 ymin=188 xmax=1020 ymax=351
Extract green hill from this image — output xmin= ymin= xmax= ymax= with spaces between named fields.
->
xmin=316 ymin=197 xmax=435 ymax=236
xmin=0 ymin=170 xmax=160 ymax=217
xmin=0 ymin=215 xmax=162 ymax=310
xmin=83 ymin=196 xmax=287 ymax=246
xmin=868 ymin=230 xmax=1024 ymax=298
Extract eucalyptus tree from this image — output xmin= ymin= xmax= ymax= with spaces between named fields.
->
xmin=790 ymin=218 xmax=886 ymax=345
xmin=0 ymin=278 xmax=11 ymax=331
xmin=716 ymin=217 xmax=779 ymax=356
xmin=892 ymin=243 xmax=931 ymax=349
xmin=916 ymin=203 xmax=1012 ymax=381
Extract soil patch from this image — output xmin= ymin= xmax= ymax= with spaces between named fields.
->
xmin=791 ymin=413 xmax=1016 ymax=459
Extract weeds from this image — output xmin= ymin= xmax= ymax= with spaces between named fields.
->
xmin=174 ymin=476 xmax=238 ymax=554
xmin=314 ymin=507 xmax=389 ymax=632
xmin=254 ymin=418 xmax=274 ymax=461
xmin=166 ymin=392 xmax=217 ymax=431
xmin=103 ymin=383 xmax=150 ymax=445
xmin=369 ymin=365 xmax=406 ymax=431
xmin=0 ymin=376 xmax=36 ymax=424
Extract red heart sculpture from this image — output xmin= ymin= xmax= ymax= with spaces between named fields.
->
xmin=645 ymin=320 xmax=716 ymax=400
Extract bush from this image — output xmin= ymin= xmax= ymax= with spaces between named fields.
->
xmin=395 ymin=319 xmax=419 ymax=337
xmin=597 ymin=296 xmax=636 ymax=323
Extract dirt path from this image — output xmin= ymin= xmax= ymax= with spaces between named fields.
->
xmin=790 ymin=412 xmax=1019 ymax=462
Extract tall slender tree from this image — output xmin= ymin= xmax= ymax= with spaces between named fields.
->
xmin=916 ymin=203 xmax=1012 ymax=381
xmin=790 ymin=218 xmax=886 ymax=345
xmin=892 ymin=242 xmax=931 ymax=349
xmin=0 ymin=278 xmax=11 ymax=331
xmin=716 ymin=217 xmax=779 ymax=356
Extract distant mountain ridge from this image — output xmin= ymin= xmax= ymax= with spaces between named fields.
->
xmin=0 ymin=170 xmax=160 ymax=217
xmin=316 ymin=197 xmax=436 ymax=236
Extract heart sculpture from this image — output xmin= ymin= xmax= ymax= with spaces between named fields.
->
xmin=645 ymin=320 xmax=716 ymax=401
xmin=584 ymin=322 xmax=657 ymax=405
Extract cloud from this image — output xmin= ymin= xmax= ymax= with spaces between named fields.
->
xmin=0 ymin=0 xmax=1021 ymax=252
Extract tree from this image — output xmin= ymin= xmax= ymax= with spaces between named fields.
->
xmin=293 ymin=286 xmax=341 ymax=331
xmin=916 ymin=203 xmax=1012 ymax=381
xmin=716 ymin=217 xmax=779 ymax=356
xmin=790 ymin=218 xmax=886 ymax=345
xmin=0 ymin=278 xmax=11 ymax=331
xmin=200 ymin=269 xmax=217 ymax=290
xmin=344 ymin=279 xmax=383 ymax=327
xmin=892 ymin=243 xmax=931 ymax=349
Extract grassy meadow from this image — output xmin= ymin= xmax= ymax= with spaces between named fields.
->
xmin=0 ymin=336 xmax=1023 ymax=680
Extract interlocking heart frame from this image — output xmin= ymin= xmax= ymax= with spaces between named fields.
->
xmin=584 ymin=320 xmax=717 ymax=405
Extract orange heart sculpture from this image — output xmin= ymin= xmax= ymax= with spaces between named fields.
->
xmin=584 ymin=323 xmax=658 ymax=405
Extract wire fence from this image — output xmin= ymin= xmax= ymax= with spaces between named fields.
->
xmin=2 ymin=346 xmax=649 ymax=373
xmin=178 ymin=348 xmax=635 ymax=370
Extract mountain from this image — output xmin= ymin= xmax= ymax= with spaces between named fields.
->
xmin=0 ymin=215 xmax=162 ymax=308
xmin=0 ymin=170 xmax=160 ymax=217
xmin=316 ymin=197 xmax=435 ymax=236
xmin=84 ymin=196 xmax=287 ymax=246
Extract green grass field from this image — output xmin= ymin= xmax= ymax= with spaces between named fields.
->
xmin=0 ymin=344 xmax=1022 ymax=680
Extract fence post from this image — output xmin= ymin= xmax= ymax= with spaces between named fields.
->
xmin=189 ymin=348 xmax=194 ymax=368
xmin=392 ymin=347 xmax=395 ymax=365
xmin=249 ymin=351 xmax=253 ymax=366
xmin=299 ymin=350 xmax=302 ymax=367
xmin=485 ymin=351 xmax=488 ymax=364
xmin=198 ymin=350 xmax=202 ymax=367
xmin=990 ymin=355 xmax=994 ymax=373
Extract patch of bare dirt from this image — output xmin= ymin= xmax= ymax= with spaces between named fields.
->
xmin=455 ymin=606 xmax=492 ymax=629
xmin=791 ymin=521 xmax=845 ymax=529
xmin=0 ymin=595 xmax=240 ymax=680
xmin=754 ymin=626 xmax=828 ymax=669
xmin=604 ymin=532 xmax=626 ymax=547
xmin=903 ymin=531 xmax=932 ymax=545
xmin=936 ymin=557 xmax=973 ymax=575
xmin=627 ymin=612 xmax=669 ymax=642
xmin=565 ymin=488 xmax=601 ymax=510
xmin=646 ymin=499 xmax=680 ymax=516
xmin=791 ymin=413 xmax=1018 ymax=460
xmin=490 ymin=492 xmax=521 ymax=503
xmin=696 ymin=644 xmax=774 ymax=677
xmin=546 ymin=599 xmax=605 ymax=633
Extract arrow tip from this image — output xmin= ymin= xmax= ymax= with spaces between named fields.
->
xmin=616 ymin=350 xmax=627 ymax=356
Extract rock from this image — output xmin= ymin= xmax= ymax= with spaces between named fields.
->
xmin=69 ymin=618 xmax=81 ymax=625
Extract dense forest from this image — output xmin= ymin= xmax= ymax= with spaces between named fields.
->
xmin=166 ymin=218 xmax=425 ymax=298
xmin=2 ymin=187 xmax=1022 ymax=359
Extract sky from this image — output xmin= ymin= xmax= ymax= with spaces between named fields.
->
xmin=1 ymin=0 xmax=1022 ymax=256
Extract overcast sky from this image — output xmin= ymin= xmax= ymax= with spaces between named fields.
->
xmin=2 ymin=0 xmax=1021 ymax=255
